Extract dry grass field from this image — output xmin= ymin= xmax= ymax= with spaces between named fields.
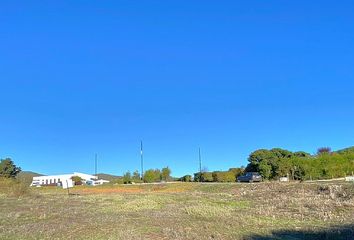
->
xmin=0 ymin=181 xmax=353 ymax=240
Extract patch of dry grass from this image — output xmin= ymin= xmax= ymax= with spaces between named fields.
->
xmin=0 ymin=178 xmax=31 ymax=198
xmin=0 ymin=182 xmax=353 ymax=239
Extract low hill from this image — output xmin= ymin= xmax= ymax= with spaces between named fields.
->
xmin=17 ymin=171 xmax=43 ymax=185
xmin=96 ymin=173 xmax=122 ymax=181
xmin=336 ymin=146 xmax=354 ymax=155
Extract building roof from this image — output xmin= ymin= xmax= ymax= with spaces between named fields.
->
xmin=33 ymin=172 xmax=98 ymax=180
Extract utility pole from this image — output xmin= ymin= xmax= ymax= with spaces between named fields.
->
xmin=199 ymin=148 xmax=202 ymax=182
xmin=140 ymin=141 xmax=144 ymax=180
xmin=95 ymin=153 xmax=98 ymax=176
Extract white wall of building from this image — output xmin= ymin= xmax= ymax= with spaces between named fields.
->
xmin=31 ymin=172 xmax=99 ymax=186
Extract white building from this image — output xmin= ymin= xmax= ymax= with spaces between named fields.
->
xmin=30 ymin=172 xmax=109 ymax=187
xmin=86 ymin=179 xmax=110 ymax=186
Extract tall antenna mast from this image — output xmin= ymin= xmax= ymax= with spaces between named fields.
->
xmin=95 ymin=153 xmax=98 ymax=176
xmin=199 ymin=147 xmax=202 ymax=182
xmin=140 ymin=140 xmax=144 ymax=180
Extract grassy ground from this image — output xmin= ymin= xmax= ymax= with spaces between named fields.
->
xmin=0 ymin=181 xmax=353 ymax=240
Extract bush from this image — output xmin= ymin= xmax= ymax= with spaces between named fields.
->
xmin=71 ymin=176 xmax=83 ymax=185
xmin=143 ymin=169 xmax=161 ymax=183
xmin=0 ymin=177 xmax=30 ymax=197
xmin=180 ymin=175 xmax=192 ymax=182
xmin=194 ymin=172 xmax=213 ymax=182
xmin=212 ymin=171 xmax=236 ymax=182
xmin=228 ymin=168 xmax=244 ymax=178
xmin=201 ymin=172 xmax=213 ymax=182
xmin=123 ymin=171 xmax=132 ymax=184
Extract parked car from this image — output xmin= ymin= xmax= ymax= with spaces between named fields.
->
xmin=237 ymin=172 xmax=262 ymax=183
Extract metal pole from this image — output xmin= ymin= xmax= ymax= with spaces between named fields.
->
xmin=199 ymin=148 xmax=202 ymax=182
xmin=141 ymin=141 xmax=144 ymax=180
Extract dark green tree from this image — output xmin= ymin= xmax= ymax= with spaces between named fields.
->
xmin=0 ymin=158 xmax=21 ymax=178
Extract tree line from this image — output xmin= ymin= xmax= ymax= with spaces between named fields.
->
xmin=245 ymin=147 xmax=354 ymax=181
xmin=178 ymin=167 xmax=244 ymax=183
xmin=179 ymin=146 xmax=354 ymax=182
xmin=121 ymin=167 xmax=172 ymax=184
xmin=2 ymin=145 xmax=354 ymax=184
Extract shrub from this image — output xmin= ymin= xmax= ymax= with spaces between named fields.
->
xmin=212 ymin=171 xmax=236 ymax=182
xmin=71 ymin=176 xmax=83 ymax=185
xmin=194 ymin=172 xmax=213 ymax=182
xmin=180 ymin=175 xmax=192 ymax=182
xmin=201 ymin=172 xmax=213 ymax=182
xmin=123 ymin=171 xmax=132 ymax=184
xmin=143 ymin=169 xmax=161 ymax=183
xmin=228 ymin=168 xmax=244 ymax=178
xmin=0 ymin=177 xmax=30 ymax=197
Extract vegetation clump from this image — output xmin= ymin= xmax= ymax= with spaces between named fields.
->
xmin=71 ymin=176 xmax=83 ymax=185
xmin=121 ymin=167 xmax=172 ymax=184
xmin=179 ymin=175 xmax=192 ymax=182
xmin=0 ymin=158 xmax=21 ymax=178
xmin=194 ymin=168 xmax=244 ymax=183
xmin=245 ymin=147 xmax=354 ymax=181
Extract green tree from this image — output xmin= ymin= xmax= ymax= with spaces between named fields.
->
xmin=0 ymin=158 xmax=21 ymax=178
xmin=123 ymin=171 xmax=132 ymax=184
xmin=247 ymin=148 xmax=296 ymax=179
xmin=161 ymin=167 xmax=171 ymax=181
xmin=258 ymin=161 xmax=272 ymax=180
xmin=276 ymin=158 xmax=292 ymax=177
xmin=248 ymin=149 xmax=274 ymax=167
xmin=143 ymin=169 xmax=161 ymax=183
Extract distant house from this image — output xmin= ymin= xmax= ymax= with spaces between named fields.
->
xmin=30 ymin=172 xmax=109 ymax=187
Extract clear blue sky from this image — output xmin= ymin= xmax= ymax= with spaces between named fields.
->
xmin=1 ymin=1 xmax=354 ymax=177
